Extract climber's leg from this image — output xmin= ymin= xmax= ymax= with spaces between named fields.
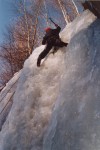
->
xmin=37 ymin=44 xmax=52 ymax=67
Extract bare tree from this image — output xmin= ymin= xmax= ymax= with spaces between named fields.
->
xmin=0 ymin=0 xmax=45 ymax=86
xmin=57 ymin=0 xmax=70 ymax=24
xmin=43 ymin=0 xmax=49 ymax=26
xmin=0 ymin=0 xmax=81 ymax=87
xmin=71 ymin=0 xmax=79 ymax=15
xmin=47 ymin=0 xmax=80 ymax=24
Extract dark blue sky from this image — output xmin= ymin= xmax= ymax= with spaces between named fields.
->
xmin=0 ymin=0 xmax=15 ymax=43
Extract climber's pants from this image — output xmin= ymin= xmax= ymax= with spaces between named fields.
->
xmin=37 ymin=44 xmax=53 ymax=66
xmin=37 ymin=39 xmax=68 ymax=66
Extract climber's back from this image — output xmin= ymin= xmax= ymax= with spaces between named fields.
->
xmin=42 ymin=25 xmax=61 ymax=45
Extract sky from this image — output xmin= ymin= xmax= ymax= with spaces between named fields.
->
xmin=0 ymin=0 xmax=15 ymax=43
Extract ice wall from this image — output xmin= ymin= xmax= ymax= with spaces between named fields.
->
xmin=0 ymin=10 xmax=100 ymax=150
xmin=43 ymin=10 xmax=100 ymax=150
xmin=0 ymin=46 xmax=66 ymax=149
xmin=0 ymin=72 xmax=20 ymax=131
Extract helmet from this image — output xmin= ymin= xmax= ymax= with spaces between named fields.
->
xmin=45 ymin=27 xmax=51 ymax=32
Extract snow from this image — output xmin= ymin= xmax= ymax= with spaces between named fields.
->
xmin=61 ymin=10 xmax=96 ymax=43
xmin=0 ymin=44 xmax=66 ymax=149
xmin=43 ymin=10 xmax=100 ymax=150
xmin=0 ymin=10 xmax=100 ymax=150
xmin=0 ymin=71 xmax=20 ymax=131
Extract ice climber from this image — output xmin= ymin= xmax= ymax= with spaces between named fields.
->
xmin=37 ymin=19 xmax=68 ymax=67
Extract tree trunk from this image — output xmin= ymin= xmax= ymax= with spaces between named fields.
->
xmin=44 ymin=0 xmax=49 ymax=26
xmin=57 ymin=0 xmax=70 ymax=24
xmin=31 ymin=1 xmax=42 ymax=53
xmin=71 ymin=0 xmax=79 ymax=15
xmin=23 ymin=0 xmax=31 ymax=55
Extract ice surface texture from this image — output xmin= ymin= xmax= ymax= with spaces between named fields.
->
xmin=0 ymin=10 xmax=100 ymax=150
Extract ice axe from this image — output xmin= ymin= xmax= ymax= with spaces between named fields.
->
xmin=49 ymin=18 xmax=57 ymax=26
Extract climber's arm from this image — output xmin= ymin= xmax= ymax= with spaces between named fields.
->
xmin=49 ymin=18 xmax=61 ymax=33
xmin=42 ymin=36 xmax=47 ymax=45
xmin=55 ymin=24 xmax=61 ymax=33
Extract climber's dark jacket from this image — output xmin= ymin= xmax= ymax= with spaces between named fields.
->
xmin=37 ymin=25 xmax=68 ymax=67
xmin=42 ymin=26 xmax=61 ymax=45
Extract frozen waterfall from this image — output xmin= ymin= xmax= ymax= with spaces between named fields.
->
xmin=0 ymin=10 xmax=100 ymax=150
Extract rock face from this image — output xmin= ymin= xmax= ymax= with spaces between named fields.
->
xmin=82 ymin=1 xmax=100 ymax=19
xmin=0 ymin=10 xmax=100 ymax=150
